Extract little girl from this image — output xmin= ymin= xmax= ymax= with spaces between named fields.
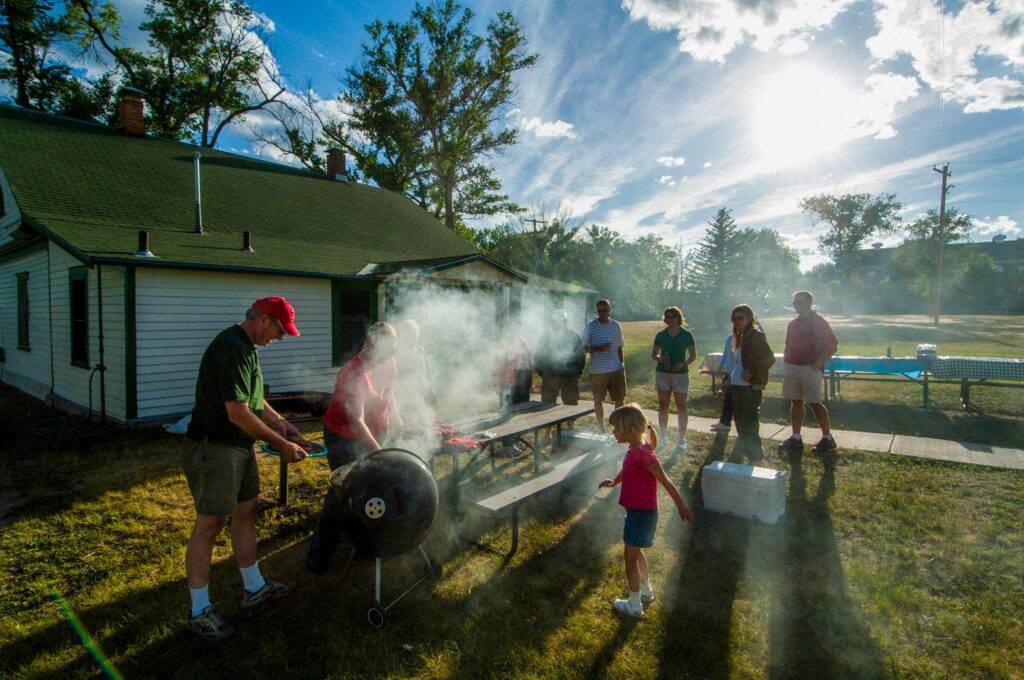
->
xmin=599 ymin=403 xmax=693 ymax=618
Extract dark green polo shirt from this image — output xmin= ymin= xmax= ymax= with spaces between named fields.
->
xmin=654 ymin=328 xmax=696 ymax=373
xmin=185 ymin=325 xmax=264 ymax=447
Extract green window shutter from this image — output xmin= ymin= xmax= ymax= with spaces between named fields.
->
xmin=69 ymin=267 xmax=89 ymax=367
xmin=16 ymin=272 xmax=29 ymax=350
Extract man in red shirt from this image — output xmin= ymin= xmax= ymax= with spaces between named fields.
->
xmin=778 ymin=291 xmax=839 ymax=459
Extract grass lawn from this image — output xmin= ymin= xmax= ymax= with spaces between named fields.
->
xmin=2 ymin=314 xmax=1022 ymax=679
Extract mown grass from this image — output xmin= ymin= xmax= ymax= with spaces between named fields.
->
xmin=2 ymin=314 xmax=1023 ymax=679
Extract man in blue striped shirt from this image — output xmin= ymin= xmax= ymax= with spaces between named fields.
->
xmin=581 ymin=298 xmax=626 ymax=432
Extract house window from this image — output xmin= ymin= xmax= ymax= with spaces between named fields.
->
xmin=70 ymin=268 xmax=89 ymax=367
xmin=16 ymin=272 xmax=29 ymax=350
xmin=331 ymin=280 xmax=378 ymax=365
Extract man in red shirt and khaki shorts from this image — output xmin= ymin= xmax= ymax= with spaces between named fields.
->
xmin=778 ymin=291 xmax=838 ymax=460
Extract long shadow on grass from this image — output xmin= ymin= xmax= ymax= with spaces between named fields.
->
xmin=654 ymin=435 xmax=750 ymax=680
xmin=766 ymin=456 xmax=886 ymax=680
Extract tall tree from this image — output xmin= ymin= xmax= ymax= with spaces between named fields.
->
xmin=68 ymin=0 xmax=284 ymax=146
xmin=732 ymin=227 xmax=801 ymax=312
xmin=800 ymin=192 xmax=902 ymax=312
xmin=258 ymin=0 xmax=536 ymax=234
xmin=1 ymin=0 xmax=69 ymax=109
xmin=687 ymin=207 xmax=741 ymax=325
xmin=905 ymin=207 xmax=971 ymax=325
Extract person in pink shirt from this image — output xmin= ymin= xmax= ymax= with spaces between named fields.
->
xmin=598 ymin=403 xmax=693 ymax=618
xmin=307 ymin=322 xmax=401 ymax=573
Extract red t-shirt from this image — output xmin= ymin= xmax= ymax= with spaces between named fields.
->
xmin=324 ymin=352 xmax=396 ymax=439
xmin=783 ymin=312 xmax=837 ymax=367
xmin=618 ymin=443 xmax=659 ymax=510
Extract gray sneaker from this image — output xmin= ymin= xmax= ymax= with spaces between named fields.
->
xmin=675 ymin=438 xmax=688 ymax=451
xmin=613 ymin=599 xmax=643 ymax=618
xmin=778 ymin=435 xmax=803 ymax=452
xmin=812 ymin=436 xmax=837 ymax=453
xmin=186 ymin=605 xmax=235 ymax=641
xmin=240 ymin=580 xmax=293 ymax=609
xmin=641 ymin=591 xmax=655 ymax=605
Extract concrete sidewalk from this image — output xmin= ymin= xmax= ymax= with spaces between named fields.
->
xmin=640 ymin=409 xmax=1024 ymax=471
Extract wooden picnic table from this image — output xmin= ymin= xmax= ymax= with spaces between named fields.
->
xmin=465 ymin=401 xmax=596 ymax=474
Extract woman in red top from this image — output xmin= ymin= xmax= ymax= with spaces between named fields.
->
xmin=598 ymin=403 xmax=693 ymax=618
xmin=307 ymin=322 xmax=401 ymax=573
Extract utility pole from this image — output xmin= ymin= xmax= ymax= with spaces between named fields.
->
xmin=522 ymin=217 xmax=547 ymax=233
xmin=931 ymin=164 xmax=951 ymax=326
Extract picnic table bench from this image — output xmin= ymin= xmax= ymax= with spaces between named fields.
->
xmin=469 ymin=440 xmax=624 ymax=560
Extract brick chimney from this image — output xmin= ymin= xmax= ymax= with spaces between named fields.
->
xmin=327 ymin=148 xmax=347 ymax=181
xmin=118 ymin=87 xmax=146 ymax=136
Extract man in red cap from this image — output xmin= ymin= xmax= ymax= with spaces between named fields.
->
xmin=180 ymin=296 xmax=306 ymax=640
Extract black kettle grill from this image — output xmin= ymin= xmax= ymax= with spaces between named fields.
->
xmin=331 ymin=448 xmax=441 ymax=627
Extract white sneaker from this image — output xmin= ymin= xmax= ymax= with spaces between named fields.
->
xmin=641 ymin=591 xmax=655 ymax=605
xmin=710 ymin=422 xmax=729 ymax=433
xmin=613 ymin=599 xmax=643 ymax=618
xmin=675 ymin=438 xmax=688 ymax=451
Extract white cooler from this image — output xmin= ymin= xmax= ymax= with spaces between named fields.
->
xmin=701 ymin=461 xmax=787 ymax=524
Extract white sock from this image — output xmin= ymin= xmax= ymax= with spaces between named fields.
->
xmin=189 ymin=585 xmax=211 ymax=618
xmin=791 ymin=432 xmax=802 ymax=440
xmin=628 ymin=590 xmax=642 ymax=609
xmin=239 ymin=561 xmax=266 ymax=594
xmin=640 ymin=580 xmax=654 ymax=597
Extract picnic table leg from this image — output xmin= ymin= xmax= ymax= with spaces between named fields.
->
xmin=534 ymin=429 xmax=540 ymax=474
xmin=278 ymin=456 xmax=288 ymax=507
xmin=960 ymin=379 xmax=970 ymax=409
xmin=923 ymin=371 xmax=929 ymax=406
xmin=468 ymin=507 xmax=520 ymax=561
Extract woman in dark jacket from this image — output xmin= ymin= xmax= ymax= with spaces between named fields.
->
xmin=728 ymin=304 xmax=775 ymax=462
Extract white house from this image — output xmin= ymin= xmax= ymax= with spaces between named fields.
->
xmin=0 ymin=98 xmax=592 ymax=424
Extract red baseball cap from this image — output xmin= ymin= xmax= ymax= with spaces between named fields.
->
xmin=253 ymin=296 xmax=300 ymax=336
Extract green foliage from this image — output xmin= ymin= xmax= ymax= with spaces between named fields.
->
xmin=0 ymin=0 xmax=74 ymax=110
xmin=685 ymin=207 xmax=740 ymax=322
xmin=68 ymin=0 xmax=284 ymax=145
xmin=263 ymin=0 xmax=535 ymax=230
xmin=800 ymin=193 xmax=903 ymax=313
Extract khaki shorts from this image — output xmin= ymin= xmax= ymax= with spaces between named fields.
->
xmin=782 ymin=363 xmax=825 ymax=404
xmin=590 ymin=368 xmax=626 ymax=403
xmin=181 ymin=437 xmax=260 ymax=516
xmin=540 ymin=375 xmax=580 ymax=405
xmin=655 ymin=371 xmax=690 ymax=394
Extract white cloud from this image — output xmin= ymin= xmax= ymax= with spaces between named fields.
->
xmin=622 ymin=0 xmax=855 ymax=62
xmin=867 ymin=0 xmax=1024 ymax=112
xmin=520 ymin=116 xmax=578 ymax=139
xmin=657 ymin=175 xmax=676 ymax=185
xmin=657 ymin=155 xmax=686 ymax=167
xmin=971 ymin=215 xmax=1020 ymax=239
xmin=703 ymin=161 xmax=713 ymax=168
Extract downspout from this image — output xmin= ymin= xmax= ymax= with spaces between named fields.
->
xmin=96 ymin=263 xmax=106 ymax=422
xmin=47 ymin=244 xmax=54 ymax=393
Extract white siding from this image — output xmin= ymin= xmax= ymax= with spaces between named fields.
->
xmin=134 ymin=269 xmax=335 ymax=421
xmin=0 ymin=248 xmax=50 ymax=399
xmin=0 ymin=245 xmax=127 ymax=420
xmin=47 ymin=253 xmax=126 ymax=421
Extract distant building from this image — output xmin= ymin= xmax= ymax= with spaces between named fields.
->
xmin=858 ymin=237 xmax=1024 ymax=312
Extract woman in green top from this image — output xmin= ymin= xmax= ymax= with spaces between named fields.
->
xmin=651 ymin=306 xmax=697 ymax=450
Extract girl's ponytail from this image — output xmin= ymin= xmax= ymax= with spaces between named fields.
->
xmin=645 ymin=423 xmax=658 ymax=451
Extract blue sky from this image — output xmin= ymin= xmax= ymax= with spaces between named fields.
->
xmin=6 ymin=0 xmax=1024 ymax=269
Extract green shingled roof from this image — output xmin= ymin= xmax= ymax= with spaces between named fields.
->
xmin=0 ymin=104 xmax=480 ymax=276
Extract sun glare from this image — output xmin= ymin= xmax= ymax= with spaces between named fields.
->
xmin=752 ymin=66 xmax=857 ymax=167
